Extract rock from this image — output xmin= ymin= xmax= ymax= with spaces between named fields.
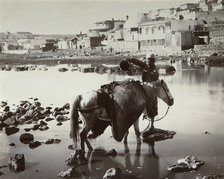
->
xmin=29 ymin=141 xmax=41 ymax=149
xmin=42 ymin=109 xmax=52 ymax=116
xmin=20 ymin=133 xmax=34 ymax=144
xmin=167 ymin=155 xmax=204 ymax=172
xmin=24 ymin=128 xmax=31 ymax=132
xmin=39 ymin=125 xmax=49 ymax=131
xmin=45 ymin=117 xmax=54 ymax=122
xmin=32 ymin=124 xmax=40 ymax=130
xmin=34 ymin=101 xmax=41 ymax=107
xmin=45 ymin=139 xmax=54 ymax=144
xmin=57 ymin=166 xmax=76 ymax=178
xmin=15 ymin=106 xmax=26 ymax=116
xmin=9 ymin=143 xmax=15 ymax=147
xmin=54 ymin=139 xmax=61 ymax=144
xmin=0 ymin=101 xmax=7 ymax=108
xmin=107 ymin=149 xmax=117 ymax=157
xmin=65 ymin=149 xmax=87 ymax=166
xmin=68 ymin=145 xmax=76 ymax=150
xmin=5 ymin=127 xmax=20 ymax=136
xmin=58 ymin=68 xmax=68 ymax=72
xmin=3 ymin=116 xmax=17 ymax=126
xmin=56 ymin=115 xmax=69 ymax=122
xmin=45 ymin=139 xmax=61 ymax=144
xmin=8 ymin=154 xmax=25 ymax=172
xmin=62 ymin=103 xmax=70 ymax=110
xmin=0 ymin=111 xmax=14 ymax=122
xmin=142 ymin=128 xmax=176 ymax=142
xmin=3 ymin=106 xmax=10 ymax=112
xmin=57 ymin=122 xmax=63 ymax=126
xmin=103 ymin=167 xmax=123 ymax=179
xmin=0 ymin=122 xmax=6 ymax=128
xmin=39 ymin=120 xmax=47 ymax=126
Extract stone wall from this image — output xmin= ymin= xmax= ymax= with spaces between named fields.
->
xmin=194 ymin=44 xmax=224 ymax=55
xmin=107 ymin=41 xmax=139 ymax=52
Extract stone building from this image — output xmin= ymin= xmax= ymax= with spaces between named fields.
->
xmin=138 ymin=19 xmax=205 ymax=54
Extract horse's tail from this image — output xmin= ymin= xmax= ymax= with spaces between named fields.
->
xmin=70 ymin=95 xmax=81 ymax=144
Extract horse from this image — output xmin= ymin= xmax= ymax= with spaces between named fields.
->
xmin=70 ymin=79 xmax=174 ymax=152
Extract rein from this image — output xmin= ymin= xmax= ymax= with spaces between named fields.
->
xmin=154 ymin=106 xmax=170 ymax=122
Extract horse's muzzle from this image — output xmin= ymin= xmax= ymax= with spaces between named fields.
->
xmin=168 ymin=98 xmax=174 ymax=106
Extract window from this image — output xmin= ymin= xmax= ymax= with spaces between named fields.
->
xmin=131 ymin=27 xmax=138 ymax=32
xmin=146 ymin=28 xmax=149 ymax=35
xmin=132 ymin=35 xmax=135 ymax=41
xmin=139 ymin=28 xmax=142 ymax=34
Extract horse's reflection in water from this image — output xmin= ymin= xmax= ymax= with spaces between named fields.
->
xmin=74 ymin=140 xmax=174 ymax=179
xmin=123 ymin=141 xmax=173 ymax=179
xmin=123 ymin=141 xmax=158 ymax=179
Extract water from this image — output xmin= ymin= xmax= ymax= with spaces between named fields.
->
xmin=0 ymin=61 xmax=224 ymax=179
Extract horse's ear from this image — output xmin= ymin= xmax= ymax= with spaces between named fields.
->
xmin=161 ymin=79 xmax=164 ymax=84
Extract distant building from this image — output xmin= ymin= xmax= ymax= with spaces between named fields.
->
xmin=212 ymin=0 xmax=224 ymax=11
xmin=179 ymin=3 xmax=199 ymax=10
xmin=89 ymin=18 xmax=125 ymax=39
xmin=138 ymin=20 xmax=200 ymax=53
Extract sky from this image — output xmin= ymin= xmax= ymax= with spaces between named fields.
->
xmin=0 ymin=0 xmax=199 ymax=35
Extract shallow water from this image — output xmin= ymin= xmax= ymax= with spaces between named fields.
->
xmin=0 ymin=61 xmax=224 ymax=179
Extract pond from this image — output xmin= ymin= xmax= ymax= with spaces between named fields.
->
xmin=0 ymin=61 xmax=224 ymax=179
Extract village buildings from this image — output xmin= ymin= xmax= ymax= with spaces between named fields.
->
xmin=0 ymin=0 xmax=224 ymax=55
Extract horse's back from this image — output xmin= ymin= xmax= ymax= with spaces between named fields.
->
xmin=79 ymin=91 xmax=98 ymax=108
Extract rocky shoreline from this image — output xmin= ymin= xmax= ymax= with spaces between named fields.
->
xmin=1 ymin=50 xmax=224 ymax=67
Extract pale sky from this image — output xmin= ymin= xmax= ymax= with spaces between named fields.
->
xmin=0 ymin=0 xmax=199 ymax=34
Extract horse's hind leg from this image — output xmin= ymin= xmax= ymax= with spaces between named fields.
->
xmin=133 ymin=119 xmax=141 ymax=144
xmin=80 ymin=126 xmax=93 ymax=152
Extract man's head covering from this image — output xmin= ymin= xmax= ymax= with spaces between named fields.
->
xmin=146 ymin=53 xmax=155 ymax=64
xmin=146 ymin=53 xmax=155 ymax=59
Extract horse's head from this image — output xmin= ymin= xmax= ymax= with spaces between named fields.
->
xmin=152 ymin=79 xmax=174 ymax=106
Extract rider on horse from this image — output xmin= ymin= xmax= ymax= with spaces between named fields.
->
xmin=125 ymin=53 xmax=159 ymax=132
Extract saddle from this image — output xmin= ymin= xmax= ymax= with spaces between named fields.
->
xmin=90 ymin=85 xmax=116 ymax=138
xmin=91 ymin=79 xmax=139 ymax=138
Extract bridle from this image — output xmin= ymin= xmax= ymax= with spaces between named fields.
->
xmin=159 ymin=80 xmax=173 ymax=104
xmin=150 ymin=80 xmax=172 ymax=122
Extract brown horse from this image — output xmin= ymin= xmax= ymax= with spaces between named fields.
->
xmin=70 ymin=79 xmax=174 ymax=152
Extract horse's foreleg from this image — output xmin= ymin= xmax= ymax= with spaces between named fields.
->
xmin=123 ymin=130 xmax=129 ymax=144
xmin=80 ymin=126 xmax=93 ymax=152
xmin=149 ymin=117 xmax=155 ymax=131
xmin=133 ymin=119 xmax=141 ymax=144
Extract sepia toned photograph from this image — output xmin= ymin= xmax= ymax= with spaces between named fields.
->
xmin=0 ymin=0 xmax=224 ymax=178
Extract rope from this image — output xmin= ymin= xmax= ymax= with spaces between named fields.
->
xmin=154 ymin=106 xmax=170 ymax=122
xmin=144 ymin=106 xmax=170 ymax=122
xmin=142 ymin=106 xmax=170 ymax=132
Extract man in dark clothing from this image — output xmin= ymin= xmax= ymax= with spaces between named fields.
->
xmin=125 ymin=53 xmax=159 ymax=131
xmin=126 ymin=53 xmax=159 ymax=82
